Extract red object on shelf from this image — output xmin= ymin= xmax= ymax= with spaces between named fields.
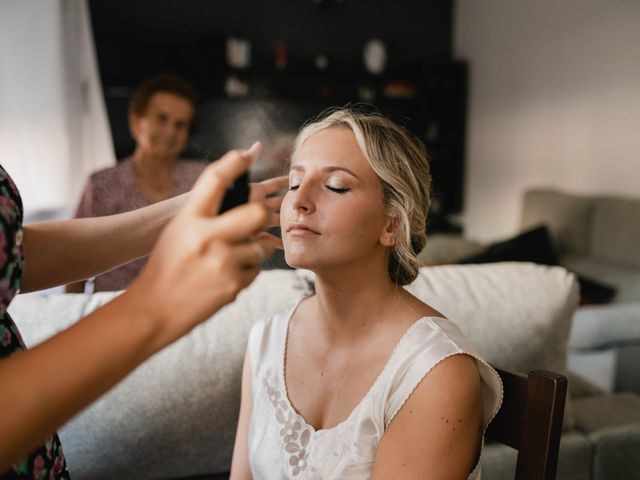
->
xmin=383 ymin=80 xmax=417 ymax=98
xmin=275 ymin=42 xmax=287 ymax=70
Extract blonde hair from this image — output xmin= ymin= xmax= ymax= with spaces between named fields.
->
xmin=293 ymin=107 xmax=431 ymax=285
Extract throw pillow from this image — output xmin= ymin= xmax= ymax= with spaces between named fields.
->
xmin=574 ymin=274 xmax=617 ymax=305
xmin=459 ymin=225 xmax=559 ymax=266
xmin=406 ymin=263 xmax=579 ymax=430
xmin=459 ymin=225 xmax=617 ymax=305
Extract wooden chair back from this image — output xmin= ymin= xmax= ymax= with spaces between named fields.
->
xmin=486 ymin=368 xmax=567 ymax=479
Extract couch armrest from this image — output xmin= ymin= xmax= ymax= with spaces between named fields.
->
xmin=417 ymin=234 xmax=484 ymax=265
xmin=568 ymin=302 xmax=640 ymax=350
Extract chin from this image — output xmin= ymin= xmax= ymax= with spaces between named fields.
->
xmin=283 ymin=248 xmax=320 ymax=270
xmin=283 ymin=252 xmax=310 ymax=270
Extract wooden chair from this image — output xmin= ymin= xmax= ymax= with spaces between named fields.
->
xmin=486 ymin=368 xmax=568 ymax=480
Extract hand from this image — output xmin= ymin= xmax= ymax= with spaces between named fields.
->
xmin=249 ymin=174 xmax=289 ymax=249
xmin=127 ymin=143 xmax=273 ymax=344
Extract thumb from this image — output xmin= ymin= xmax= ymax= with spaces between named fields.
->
xmin=187 ymin=142 xmax=262 ymax=217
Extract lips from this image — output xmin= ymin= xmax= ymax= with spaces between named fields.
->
xmin=286 ymin=223 xmax=320 ymax=235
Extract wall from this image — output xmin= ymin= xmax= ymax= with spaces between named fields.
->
xmin=455 ymin=0 xmax=640 ymax=241
xmin=0 ymin=0 xmax=114 ymax=220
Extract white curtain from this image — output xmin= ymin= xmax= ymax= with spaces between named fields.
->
xmin=0 ymin=0 xmax=115 ymax=222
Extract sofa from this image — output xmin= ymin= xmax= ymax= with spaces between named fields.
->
xmin=521 ymin=189 xmax=640 ymax=395
xmin=421 ymin=189 xmax=640 ymax=396
xmin=9 ymin=263 xmax=640 ymax=479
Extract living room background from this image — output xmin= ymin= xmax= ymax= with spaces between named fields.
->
xmin=456 ymin=0 xmax=640 ymax=241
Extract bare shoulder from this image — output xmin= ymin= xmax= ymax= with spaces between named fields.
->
xmin=400 ymin=289 xmax=446 ymax=320
xmin=390 ymin=353 xmax=484 ymax=443
xmin=391 ymin=353 xmax=483 ymax=430
xmin=426 ymin=354 xmax=481 ymax=395
xmin=90 ymin=160 xmax=126 ymax=183
xmin=290 ymin=294 xmax=316 ymax=320
xmin=372 ymin=354 xmax=484 ymax=479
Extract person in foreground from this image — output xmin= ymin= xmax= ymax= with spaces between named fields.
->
xmin=0 ymin=143 xmax=288 ymax=477
xmin=230 ymin=109 xmax=502 ymax=479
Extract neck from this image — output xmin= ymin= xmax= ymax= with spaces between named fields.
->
xmin=132 ymin=148 xmax=175 ymax=174
xmin=311 ymin=255 xmax=405 ymax=342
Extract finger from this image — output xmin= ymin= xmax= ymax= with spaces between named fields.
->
xmin=265 ymin=211 xmax=280 ymax=228
xmin=188 ymin=143 xmax=262 ymax=217
xmin=264 ymin=196 xmax=283 ymax=211
xmin=255 ymin=231 xmax=284 ymax=250
xmin=207 ymin=254 xmax=261 ymax=295
xmin=230 ymin=237 xmax=276 ymax=267
xmin=249 ymin=175 xmax=289 ymax=201
xmin=244 ymin=140 xmax=262 ymax=159
xmin=207 ymin=202 xmax=270 ymax=242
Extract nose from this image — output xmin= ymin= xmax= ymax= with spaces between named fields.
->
xmin=291 ymin=183 xmax=315 ymax=214
xmin=166 ymin=121 xmax=179 ymax=137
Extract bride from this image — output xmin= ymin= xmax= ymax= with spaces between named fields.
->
xmin=230 ymin=108 xmax=502 ymax=479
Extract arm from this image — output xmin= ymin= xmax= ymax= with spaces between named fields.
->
xmin=23 ymin=193 xmax=187 ymax=292
xmin=63 ymin=177 xmax=96 ymax=293
xmin=0 ymin=146 xmax=278 ymax=470
xmin=371 ymin=354 xmax=484 ymax=480
xmin=230 ymin=349 xmax=254 ymax=480
xmin=23 ymin=173 xmax=288 ymax=293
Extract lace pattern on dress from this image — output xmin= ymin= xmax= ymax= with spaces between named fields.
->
xmin=263 ymin=378 xmax=313 ymax=477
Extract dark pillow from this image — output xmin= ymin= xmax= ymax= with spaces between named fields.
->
xmin=459 ymin=225 xmax=617 ymax=304
xmin=575 ymin=274 xmax=617 ymax=305
xmin=459 ymin=225 xmax=560 ymax=266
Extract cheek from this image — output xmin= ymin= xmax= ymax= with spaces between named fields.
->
xmin=175 ymin=127 xmax=189 ymax=141
xmin=139 ymin=120 xmax=159 ymax=139
xmin=280 ymin=194 xmax=293 ymax=230
xmin=340 ymin=199 xmax=384 ymax=231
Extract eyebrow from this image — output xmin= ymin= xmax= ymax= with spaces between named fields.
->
xmin=290 ymin=165 xmax=360 ymax=180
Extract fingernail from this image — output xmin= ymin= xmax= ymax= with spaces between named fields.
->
xmin=245 ymin=141 xmax=261 ymax=154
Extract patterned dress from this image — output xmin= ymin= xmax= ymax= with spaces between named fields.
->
xmin=0 ymin=165 xmax=70 ymax=479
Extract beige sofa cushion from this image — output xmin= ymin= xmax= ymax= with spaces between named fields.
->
xmin=521 ymin=189 xmax=595 ymax=256
xmin=592 ymin=197 xmax=640 ymax=269
xmin=417 ymin=233 xmax=484 ymax=265
xmin=407 ymin=263 xmax=578 ymax=377
xmin=10 ymin=263 xmax=578 ymax=478
xmin=562 ymin=254 xmax=640 ymax=303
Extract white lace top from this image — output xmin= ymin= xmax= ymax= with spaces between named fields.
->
xmin=247 ymin=301 xmax=503 ymax=479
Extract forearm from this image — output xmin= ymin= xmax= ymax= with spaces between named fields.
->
xmin=0 ymin=289 xmax=168 ymax=469
xmin=21 ymin=193 xmax=188 ymax=292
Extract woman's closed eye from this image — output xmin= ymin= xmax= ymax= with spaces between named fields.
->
xmin=288 ymin=184 xmax=350 ymax=194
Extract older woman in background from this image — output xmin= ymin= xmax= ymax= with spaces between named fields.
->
xmin=67 ymin=74 xmax=205 ymax=292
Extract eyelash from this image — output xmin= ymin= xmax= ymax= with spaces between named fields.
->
xmin=288 ymin=186 xmax=350 ymax=194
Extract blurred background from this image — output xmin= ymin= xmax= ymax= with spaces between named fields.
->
xmin=1 ymin=0 xmax=639 ymax=241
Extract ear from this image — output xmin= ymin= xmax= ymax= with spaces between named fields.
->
xmin=379 ymin=215 xmax=396 ymax=247
xmin=129 ymin=112 xmax=140 ymax=141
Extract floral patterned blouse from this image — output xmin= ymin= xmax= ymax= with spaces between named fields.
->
xmin=74 ymin=157 xmax=206 ymax=291
xmin=0 ymin=165 xmax=70 ymax=479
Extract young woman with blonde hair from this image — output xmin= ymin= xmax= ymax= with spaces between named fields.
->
xmin=231 ymin=109 xmax=502 ymax=479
